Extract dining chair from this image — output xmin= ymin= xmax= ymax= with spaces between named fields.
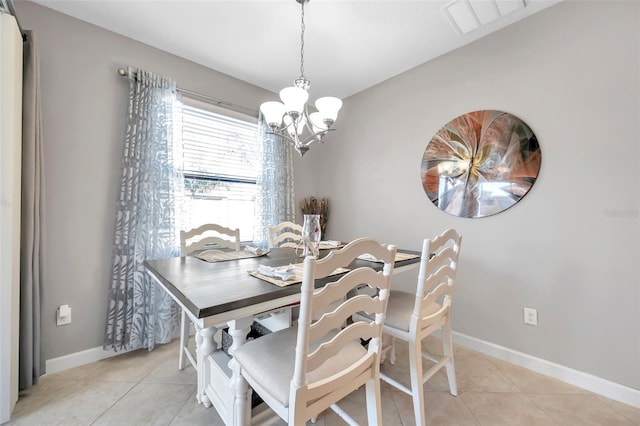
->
xmin=233 ymin=238 xmax=397 ymax=426
xmin=178 ymin=223 xmax=241 ymax=371
xmin=263 ymin=221 xmax=305 ymax=330
xmin=268 ymin=220 xmax=303 ymax=249
xmin=180 ymin=222 xmax=241 ymax=255
xmin=354 ymin=228 xmax=462 ymax=426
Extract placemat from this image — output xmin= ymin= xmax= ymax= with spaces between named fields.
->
xmin=356 ymin=251 xmax=420 ymax=263
xmin=248 ymin=263 xmax=350 ymax=287
xmin=319 ymin=241 xmax=345 ymax=250
xmin=195 ymin=249 xmax=268 ymax=263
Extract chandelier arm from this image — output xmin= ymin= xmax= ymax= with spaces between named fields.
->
xmin=302 ymin=104 xmax=315 ymax=135
xmin=266 ymin=128 xmax=297 ymax=147
xmin=302 ymin=118 xmax=315 ymax=137
xmin=300 ymin=128 xmax=334 ymax=146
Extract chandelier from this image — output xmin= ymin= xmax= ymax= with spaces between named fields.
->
xmin=259 ymin=0 xmax=342 ymax=156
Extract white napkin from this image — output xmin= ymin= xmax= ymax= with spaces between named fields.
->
xmin=257 ymin=264 xmax=296 ymax=281
xmin=357 ymin=253 xmax=379 ymax=262
xmin=244 ymin=245 xmax=269 ymax=256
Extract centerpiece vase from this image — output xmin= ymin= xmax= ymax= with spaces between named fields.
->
xmin=302 ymin=214 xmax=322 ymax=258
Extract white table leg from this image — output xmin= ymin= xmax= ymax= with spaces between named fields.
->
xmin=196 ymin=326 xmax=217 ymax=407
xmin=227 ymin=317 xmax=253 ymax=426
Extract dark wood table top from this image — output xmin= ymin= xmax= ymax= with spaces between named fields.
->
xmin=144 ymin=247 xmax=420 ymax=320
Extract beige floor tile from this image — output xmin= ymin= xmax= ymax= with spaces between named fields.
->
xmin=241 ymin=405 xmax=327 ymax=425
xmin=13 ymin=334 xmax=635 ymax=426
xmin=529 ymin=394 xmax=635 ymax=426
xmin=42 ymin=341 xmax=175 ymax=383
xmin=9 ymin=380 xmax=135 ymax=425
xmin=92 ymin=382 xmax=194 ymax=425
xmin=323 ymin=384 xmax=402 ymax=425
xmin=11 ymin=377 xmax=76 ymax=418
xmin=597 ymin=396 xmax=640 ymax=425
xmin=169 ymin=390 xmax=225 ymax=425
xmin=381 ymin=338 xmax=512 ymax=394
xmin=422 ymin=336 xmax=446 ymax=357
xmin=142 ymin=355 xmax=197 ymax=385
xmin=487 ymin=357 xmax=589 ymax=394
xmin=380 ymin=341 xmax=456 ymax=394
xmin=393 ymin=390 xmax=478 ymax=426
xmin=82 ymin=344 xmax=174 ymax=383
xmin=461 ymin=392 xmax=554 ymax=426
xmin=422 ymin=336 xmax=471 ymax=359
xmin=448 ymin=350 xmax=519 ymax=393
xmin=168 ymin=389 xmax=325 ymax=426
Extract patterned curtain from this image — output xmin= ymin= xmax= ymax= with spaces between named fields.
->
xmin=104 ymin=67 xmax=183 ymax=351
xmin=254 ymin=114 xmax=296 ymax=245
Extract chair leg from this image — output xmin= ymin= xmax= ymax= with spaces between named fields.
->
xmin=409 ymin=339 xmax=426 ymax=426
xmin=380 ymin=333 xmax=390 ymax=364
xmin=389 ymin=336 xmax=397 ymax=365
xmin=178 ymin=309 xmax=189 ymax=370
xmin=365 ymin=376 xmax=383 ymax=426
xmin=442 ymin=320 xmax=458 ymax=396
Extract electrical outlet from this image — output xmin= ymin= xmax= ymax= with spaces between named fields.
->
xmin=57 ymin=304 xmax=72 ymax=326
xmin=523 ymin=307 xmax=538 ymax=326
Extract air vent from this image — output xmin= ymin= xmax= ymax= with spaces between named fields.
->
xmin=442 ymin=0 xmax=526 ymax=35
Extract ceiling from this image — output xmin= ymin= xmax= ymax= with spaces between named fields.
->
xmin=31 ymin=0 xmax=562 ymax=100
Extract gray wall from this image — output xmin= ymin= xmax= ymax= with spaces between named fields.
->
xmin=14 ymin=1 xmax=273 ymax=361
xmin=295 ymin=0 xmax=639 ymax=389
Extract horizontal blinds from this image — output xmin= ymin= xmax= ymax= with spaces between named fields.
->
xmin=182 ymin=104 xmax=258 ymax=181
xmin=181 ymin=102 xmax=259 ymax=241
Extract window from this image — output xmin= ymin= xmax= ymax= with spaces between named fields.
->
xmin=181 ymin=98 xmax=259 ymax=242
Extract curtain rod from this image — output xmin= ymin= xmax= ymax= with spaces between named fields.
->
xmin=117 ymin=67 xmax=258 ymax=117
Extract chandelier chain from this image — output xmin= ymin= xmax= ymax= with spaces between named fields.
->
xmin=300 ymin=0 xmax=305 ymax=78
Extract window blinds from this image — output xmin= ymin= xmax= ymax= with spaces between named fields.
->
xmin=181 ymin=102 xmax=259 ymax=241
xmin=182 ymin=104 xmax=258 ymax=182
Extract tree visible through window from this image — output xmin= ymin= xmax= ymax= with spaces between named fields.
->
xmin=181 ymin=99 xmax=259 ymax=241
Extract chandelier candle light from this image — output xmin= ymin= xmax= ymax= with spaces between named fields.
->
xmin=260 ymin=0 xmax=342 ymax=156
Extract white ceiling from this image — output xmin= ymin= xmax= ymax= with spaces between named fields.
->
xmin=31 ymin=0 xmax=562 ymax=100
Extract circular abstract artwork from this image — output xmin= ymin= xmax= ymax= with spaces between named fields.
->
xmin=421 ymin=110 xmax=541 ymax=218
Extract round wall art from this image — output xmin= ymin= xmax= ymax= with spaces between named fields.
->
xmin=421 ymin=110 xmax=541 ymax=218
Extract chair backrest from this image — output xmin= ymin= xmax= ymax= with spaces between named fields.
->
xmin=412 ymin=228 xmax=462 ymax=330
xmin=291 ymin=238 xmax=396 ymax=420
xmin=268 ymin=221 xmax=303 ymax=249
xmin=180 ymin=223 xmax=241 ymax=256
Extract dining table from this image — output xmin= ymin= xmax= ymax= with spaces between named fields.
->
xmin=144 ymin=244 xmax=421 ymax=426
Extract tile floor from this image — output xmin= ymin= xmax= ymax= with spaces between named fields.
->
xmin=6 ymin=337 xmax=639 ymax=425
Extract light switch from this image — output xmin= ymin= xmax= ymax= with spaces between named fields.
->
xmin=57 ymin=304 xmax=71 ymax=326
xmin=59 ymin=304 xmax=70 ymax=317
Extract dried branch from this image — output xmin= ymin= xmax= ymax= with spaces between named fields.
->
xmin=300 ymin=196 xmax=329 ymax=237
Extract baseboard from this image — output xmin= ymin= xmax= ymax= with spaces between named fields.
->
xmin=45 ymin=345 xmax=132 ymax=375
xmin=451 ymin=331 xmax=640 ymax=409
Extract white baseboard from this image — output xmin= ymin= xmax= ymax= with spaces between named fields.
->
xmin=452 ymin=331 xmax=640 ymax=409
xmin=45 ymin=345 xmax=132 ymax=375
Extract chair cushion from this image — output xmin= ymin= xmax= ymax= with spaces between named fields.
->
xmin=233 ymin=326 xmax=367 ymax=407
xmin=360 ymin=290 xmax=442 ymax=332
